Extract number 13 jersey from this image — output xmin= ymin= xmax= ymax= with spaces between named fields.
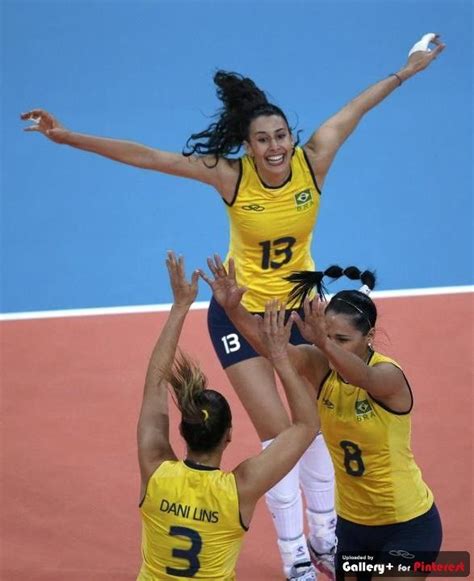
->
xmin=224 ymin=147 xmax=321 ymax=312
xmin=317 ymin=350 xmax=434 ymax=526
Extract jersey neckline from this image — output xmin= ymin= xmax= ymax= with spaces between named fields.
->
xmin=184 ymin=458 xmax=220 ymax=471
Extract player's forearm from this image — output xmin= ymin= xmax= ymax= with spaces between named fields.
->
xmin=60 ymin=131 xmax=159 ymax=169
xmin=318 ymin=338 xmax=370 ymax=387
xmin=346 ymin=73 xmax=404 ymax=118
xmin=348 ymin=60 xmax=425 ymax=115
xmin=138 ymin=305 xmax=189 ymax=448
xmin=144 ymin=305 xmax=190 ymax=391
xmin=273 ymin=356 xmax=319 ymax=430
xmin=314 ymin=73 xmax=406 ymax=153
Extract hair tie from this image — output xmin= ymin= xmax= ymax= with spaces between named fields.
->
xmin=359 ymin=284 xmax=372 ymax=296
xmin=201 ymin=409 xmax=209 ymax=422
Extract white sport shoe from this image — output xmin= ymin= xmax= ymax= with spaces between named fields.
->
xmin=307 ymin=539 xmax=335 ymax=581
xmin=286 ymin=560 xmax=318 ymax=580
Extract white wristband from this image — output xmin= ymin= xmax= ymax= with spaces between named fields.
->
xmin=408 ymin=33 xmax=436 ymax=57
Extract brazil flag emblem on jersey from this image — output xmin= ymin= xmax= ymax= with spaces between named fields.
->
xmin=355 ymin=400 xmax=373 ymax=415
xmin=294 ymin=190 xmax=314 ymax=212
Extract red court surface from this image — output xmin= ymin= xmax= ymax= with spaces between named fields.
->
xmin=1 ymin=292 xmax=472 ymax=580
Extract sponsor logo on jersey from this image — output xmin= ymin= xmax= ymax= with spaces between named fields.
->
xmin=322 ymin=397 xmax=335 ymax=409
xmin=294 ymin=189 xmax=314 ymax=212
xmin=242 ymin=204 xmax=265 ymax=212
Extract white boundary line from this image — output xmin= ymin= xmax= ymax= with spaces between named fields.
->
xmin=0 ymin=286 xmax=472 ymax=322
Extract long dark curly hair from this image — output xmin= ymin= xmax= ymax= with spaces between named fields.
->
xmin=183 ymin=70 xmax=294 ymax=166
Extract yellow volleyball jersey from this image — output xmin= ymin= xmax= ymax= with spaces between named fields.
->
xmin=318 ymin=351 xmax=433 ymax=525
xmin=137 ymin=460 xmax=246 ymax=581
xmin=224 ymin=147 xmax=321 ymax=311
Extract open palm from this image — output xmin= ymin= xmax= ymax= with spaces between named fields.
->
xmin=199 ymin=255 xmax=246 ymax=311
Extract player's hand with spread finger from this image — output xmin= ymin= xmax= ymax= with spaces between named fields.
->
xmin=166 ymin=251 xmax=199 ymax=309
xmin=263 ymin=300 xmax=293 ymax=364
xmin=199 ymin=255 xmax=247 ymax=312
xmin=20 ymin=109 xmax=69 ymax=143
xmin=291 ymin=297 xmax=328 ymax=349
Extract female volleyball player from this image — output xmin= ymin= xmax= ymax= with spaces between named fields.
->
xmin=22 ymin=33 xmax=444 ymax=580
xmin=137 ymin=251 xmax=319 ymax=580
xmin=200 ymin=255 xmax=443 ymax=581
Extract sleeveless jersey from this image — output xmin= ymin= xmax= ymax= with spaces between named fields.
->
xmin=224 ymin=147 xmax=321 ymax=311
xmin=318 ymin=351 xmax=434 ymax=525
xmin=137 ymin=460 xmax=246 ymax=581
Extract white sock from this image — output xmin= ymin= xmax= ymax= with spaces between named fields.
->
xmin=299 ymin=433 xmax=337 ymax=552
xmin=262 ymin=439 xmax=309 ymax=575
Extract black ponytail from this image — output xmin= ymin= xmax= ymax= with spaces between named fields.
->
xmin=343 ymin=266 xmax=376 ymax=292
xmin=183 ymin=70 xmax=292 ymax=166
xmin=285 ymin=265 xmax=376 ymax=307
xmin=285 ymin=265 xmax=344 ymax=306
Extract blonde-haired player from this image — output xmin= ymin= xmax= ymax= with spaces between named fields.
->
xmin=137 ymin=252 xmax=319 ymax=580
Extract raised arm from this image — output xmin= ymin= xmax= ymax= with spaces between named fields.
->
xmin=20 ymin=109 xmax=239 ymax=200
xmin=137 ymin=252 xmax=199 ymax=495
xmin=232 ymin=301 xmax=320 ymax=524
xmin=293 ymin=298 xmax=411 ymax=411
xmin=303 ymin=33 xmax=445 ymax=188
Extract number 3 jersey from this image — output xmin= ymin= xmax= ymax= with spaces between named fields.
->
xmin=137 ymin=460 xmax=246 ymax=580
xmin=317 ymin=351 xmax=434 ymax=526
xmin=224 ymin=147 xmax=321 ymax=312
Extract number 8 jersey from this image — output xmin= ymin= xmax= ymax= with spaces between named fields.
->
xmin=317 ymin=351 xmax=434 ymax=526
xmin=224 ymin=147 xmax=321 ymax=312
xmin=137 ymin=460 xmax=246 ymax=580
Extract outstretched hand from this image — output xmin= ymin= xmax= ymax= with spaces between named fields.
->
xmin=199 ymin=255 xmax=246 ymax=311
xmin=263 ymin=300 xmax=293 ymax=363
xmin=20 ymin=109 xmax=69 ymax=143
xmin=291 ymin=298 xmax=328 ymax=349
xmin=404 ymin=33 xmax=445 ymax=76
xmin=166 ymin=251 xmax=199 ymax=309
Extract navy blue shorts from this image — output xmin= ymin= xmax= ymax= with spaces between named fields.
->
xmin=207 ymin=296 xmax=311 ymax=369
xmin=335 ymin=503 xmax=443 ymax=580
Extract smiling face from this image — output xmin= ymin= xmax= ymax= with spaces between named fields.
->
xmin=325 ymin=311 xmax=375 ymax=362
xmin=245 ymin=114 xmax=294 ymax=186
